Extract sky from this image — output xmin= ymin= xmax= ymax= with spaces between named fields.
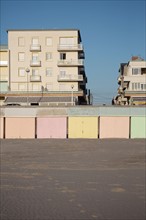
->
xmin=0 ymin=0 xmax=146 ymax=104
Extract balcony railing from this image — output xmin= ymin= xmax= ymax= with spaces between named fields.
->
xmin=30 ymin=60 xmax=41 ymax=67
xmin=58 ymin=59 xmax=84 ymax=66
xmin=30 ymin=44 xmax=41 ymax=51
xmin=58 ymin=74 xmax=83 ymax=82
xmin=123 ymin=76 xmax=131 ymax=82
xmin=30 ymin=75 xmax=41 ymax=82
xmin=0 ymin=61 xmax=8 ymax=66
xmin=57 ymin=44 xmax=83 ymax=51
xmin=0 ymin=76 xmax=8 ymax=81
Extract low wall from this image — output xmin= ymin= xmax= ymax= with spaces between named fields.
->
xmin=0 ymin=106 xmax=145 ymax=139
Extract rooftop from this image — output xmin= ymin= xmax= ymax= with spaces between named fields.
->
xmin=7 ymin=28 xmax=80 ymax=32
xmin=6 ymin=28 xmax=82 ymax=41
xmin=131 ymin=56 xmax=144 ymax=61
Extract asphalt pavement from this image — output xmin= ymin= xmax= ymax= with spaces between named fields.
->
xmin=0 ymin=139 xmax=146 ymax=220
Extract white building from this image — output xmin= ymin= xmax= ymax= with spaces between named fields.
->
xmin=115 ymin=56 xmax=146 ymax=105
xmin=0 ymin=29 xmax=90 ymax=106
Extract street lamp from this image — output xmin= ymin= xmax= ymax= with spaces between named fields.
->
xmin=71 ymin=84 xmax=74 ymax=106
xmin=26 ymin=68 xmax=30 ymax=106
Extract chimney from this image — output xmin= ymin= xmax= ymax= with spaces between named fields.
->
xmin=131 ymin=56 xmax=139 ymax=61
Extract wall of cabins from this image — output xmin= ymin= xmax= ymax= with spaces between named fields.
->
xmin=0 ymin=107 xmax=145 ymax=139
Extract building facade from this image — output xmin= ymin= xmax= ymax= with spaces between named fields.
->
xmin=114 ymin=56 xmax=146 ymax=105
xmin=0 ymin=29 xmax=90 ymax=106
xmin=0 ymin=45 xmax=9 ymax=96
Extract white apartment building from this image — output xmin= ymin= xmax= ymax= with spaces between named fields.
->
xmin=1 ymin=29 xmax=89 ymax=106
xmin=115 ymin=56 xmax=146 ymax=105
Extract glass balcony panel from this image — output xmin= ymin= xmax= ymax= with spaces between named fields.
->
xmin=58 ymin=74 xmax=83 ymax=82
xmin=30 ymin=75 xmax=41 ymax=82
xmin=57 ymin=59 xmax=84 ymax=66
xmin=30 ymin=60 xmax=41 ymax=67
xmin=0 ymin=61 xmax=8 ymax=66
xmin=57 ymin=44 xmax=83 ymax=51
xmin=30 ymin=44 xmax=41 ymax=51
xmin=0 ymin=76 xmax=8 ymax=81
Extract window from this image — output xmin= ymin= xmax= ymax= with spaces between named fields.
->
xmin=46 ymin=68 xmax=53 ymax=77
xmin=32 ymin=69 xmax=39 ymax=76
xmin=32 ymin=53 xmax=39 ymax=61
xmin=32 ymin=38 xmax=39 ymax=45
xmin=59 ymin=37 xmax=74 ymax=45
xmin=132 ymin=68 xmax=141 ymax=75
xmin=18 ymin=68 xmax=25 ymax=77
xmin=141 ymin=68 xmax=146 ymax=74
xmin=132 ymin=82 xmax=145 ymax=90
xmin=141 ymin=84 xmax=146 ymax=90
xmin=60 ymin=53 xmax=66 ymax=60
xmin=137 ymin=83 xmax=140 ymax=90
xmin=46 ymin=37 xmax=52 ymax=46
xmin=60 ymin=70 xmax=66 ymax=77
xmin=46 ymin=52 xmax=52 ymax=61
xmin=18 ymin=84 xmax=26 ymax=91
xmin=18 ymin=37 xmax=25 ymax=46
xmin=18 ymin=52 xmax=25 ymax=61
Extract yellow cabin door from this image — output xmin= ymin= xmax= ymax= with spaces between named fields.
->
xmin=68 ymin=117 xmax=98 ymax=138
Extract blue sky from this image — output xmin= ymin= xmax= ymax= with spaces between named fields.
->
xmin=0 ymin=0 xmax=146 ymax=104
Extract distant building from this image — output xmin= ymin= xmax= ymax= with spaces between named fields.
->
xmin=114 ymin=56 xmax=146 ymax=105
xmin=0 ymin=29 xmax=90 ymax=106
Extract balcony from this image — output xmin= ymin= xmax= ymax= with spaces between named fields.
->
xmin=57 ymin=59 xmax=84 ymax=67
xmin=123 ymin=76 xmax=131 ymax=82
xmin=57 ymin=44 xmax=83 ymax=51
xmin=30 ymin=75 xmax=41 ymax=82
xmin=0 ymin=61 xmax=8 ymax=66
xmin=30 ymin=44 xmax=41 ymax=51
xmin=79 ymin=52 xmax=85 ymax=59
xmin=58 ymin=74 xmax=83 ymax=82
xmin=0 ymin=75 xmax=8 ymax=81
xmin=30 ymin=60 xmax=41 ymax=67
xmin=123 ymin=82 xmax=129 ymax=89
xmin=118 ymin=86 xmax=124 ymax=94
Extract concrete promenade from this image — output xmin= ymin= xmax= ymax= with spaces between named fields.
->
xmin=0 ymin=139 xmax=146 ymax=220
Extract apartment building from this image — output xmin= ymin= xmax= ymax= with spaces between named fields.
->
xmin=114 ymin=56 xmax=146 ymax=105
xmin=1 ymin=29 xmax=89 ymax=106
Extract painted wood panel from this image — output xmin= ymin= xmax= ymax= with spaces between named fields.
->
xmin=131 ymin=117 xmax=146 ymax=138
xmin=99 ymin=117 xmax=129 ymax=138
xmin=68 ymin=117 xmax=98 ymax=138
xmin=0 ymin=117 xmax=4 ymax=139
xmin=37 ymin=117 xmax=67 ymax=138
xmin=5 ymin=117 xmax=35 ymax=139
